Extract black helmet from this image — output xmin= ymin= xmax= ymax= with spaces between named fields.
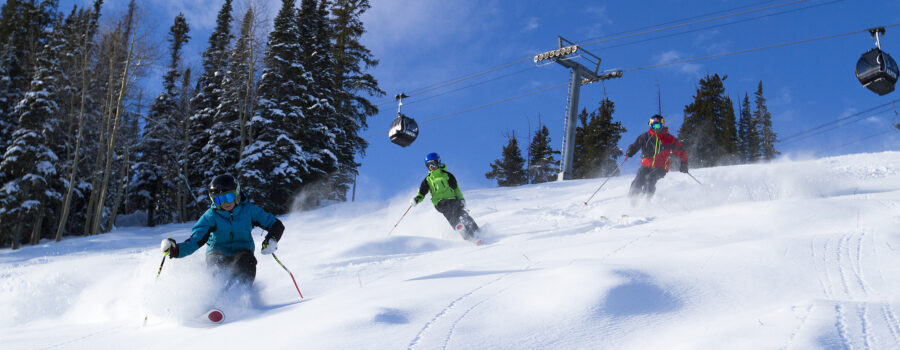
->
xmin=209 ymin=174 xmax=241 ymax=207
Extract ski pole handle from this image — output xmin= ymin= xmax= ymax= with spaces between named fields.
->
xmin=584 ymin=157 xmax=629 ymax=206
xmin=273 ymin=253 xmax=304 ymax=300
xmin=388 ymin=203 xmax=414 ymax=236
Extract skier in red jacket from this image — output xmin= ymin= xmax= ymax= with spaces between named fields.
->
xmin=624 ymin=114 xmax=689 ymax=200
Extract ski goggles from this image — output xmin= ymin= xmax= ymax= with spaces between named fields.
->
xmin=425 ymin=160 xmax=440 ymax=169
xmin=211 ymin=191 xmax=238 ymax=206
xmin=651 ymin=122 xmax=663 ymax=130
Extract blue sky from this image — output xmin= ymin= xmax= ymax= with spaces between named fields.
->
xmin=59 ymin=0 xmax=900 ymax=202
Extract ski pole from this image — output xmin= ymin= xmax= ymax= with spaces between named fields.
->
xmin=685 ymin=172 xmax=703 ymax=185
xmin=144 ymin=251 xmax=168 ymax=325
xmin=272 ymin=253 xmax=304 ymax=300
xmin=584 ymin=157 xmax=629 ymax=206
xmin=387 ymin=203 xmax=413 ymax=236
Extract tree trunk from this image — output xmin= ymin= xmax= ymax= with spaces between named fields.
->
xmin=30 ymin=205 xmax=44 ymax=245
xmin=106 ymin=146 xmax=130 ymax=233
xmin=85 ymin=57 xmax=118 ymax=235
xmin=91 ymin=28 xmax=137 ymax=235
xmin=11 ymin=211 xmax=24 ymax=250
xmin=55 ymin=38 xmax=93 ymax=241
xmin=239 ymin=11 xmax=257 ymax=159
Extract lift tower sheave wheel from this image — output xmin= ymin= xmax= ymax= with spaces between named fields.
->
xmin=534 ymin=36 xmax=623 ymax=181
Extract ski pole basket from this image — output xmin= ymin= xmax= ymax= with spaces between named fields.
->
xmin=388 ymin=93 xmax=419 ymax=147
xmin=856 ymin=28 xmax=899 ymax=96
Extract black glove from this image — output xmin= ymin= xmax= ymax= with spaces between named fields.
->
xmin=679 ymin=162 xmax=689 ymax=173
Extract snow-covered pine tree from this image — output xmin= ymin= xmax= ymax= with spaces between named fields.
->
xmin=239 ymin=0 xmax=314 ymax=214
xmin=329 ymin=0 xmax=383 ymax=200
xmin=0 ymin=0 xmax=56 ymax=154
xmin=0 ymin=12 xmax=65 ymax=248
xmin=527 ymin=124 xmax=560 ymax=184
xmin=754 ymin=81 xmax=779 ymax=161
xmin=295 ymin=0 xmax=339 ymax=206
xmin=485 ymin=131 xmax=527 ymax=187
xmin=188 ymin=0 xmax=235 ymax=213
xmin=130 ymin=13 xmax=190 ymax=226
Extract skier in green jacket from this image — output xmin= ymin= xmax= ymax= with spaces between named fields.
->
xmin=411 ymin=152 xmax=480 ymax=242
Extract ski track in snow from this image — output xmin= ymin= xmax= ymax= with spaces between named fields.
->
xmin=406 ymin=268 xmax=522 ymax=350
xmin=809 ymin=228 xmax=900 ymax=350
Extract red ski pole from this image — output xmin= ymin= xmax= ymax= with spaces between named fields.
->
xmin=387 ymin=203 xmax=414 ymax=236
xmin=272 ymin=253 xmax=303 ymax=300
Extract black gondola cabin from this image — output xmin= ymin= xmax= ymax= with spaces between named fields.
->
xmin=389 ymin=113 xmax=418 ymax=147
xmin=857 ymin=28 xmax=899 ymax=96
xmin=857 ymin=48 xmax=899 ymax=96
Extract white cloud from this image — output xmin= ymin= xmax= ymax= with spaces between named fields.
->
xmin=524 ymin=17 xmax=539 ymax=31
xmin=361 ymin=1 xmax=483 ymax=54
xmin=654 ymin=50 xmax=701 ymax=75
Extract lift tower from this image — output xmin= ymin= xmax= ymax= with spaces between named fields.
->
xmin=534 ymin=36 xmax=622 ymax=181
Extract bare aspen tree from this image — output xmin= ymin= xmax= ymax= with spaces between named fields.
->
xmin=56 ymin=2 xmax=102 ymax=241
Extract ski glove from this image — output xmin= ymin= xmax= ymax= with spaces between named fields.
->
xmin=679 ymin=162 xmax=689 ymax=173
xmin=160 ymin=238 xmax=179 ymax=258
xmin=411 ymin=197 xmax=420 ymax=206
xmin=261 ymin=238 xmax=278 ymax=255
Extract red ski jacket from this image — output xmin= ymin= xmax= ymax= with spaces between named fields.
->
xmin=625 ymin=127 xmax=689 ymax=171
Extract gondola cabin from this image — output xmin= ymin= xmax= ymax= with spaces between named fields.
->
xmin=388 ymin=113 xmax=418 ymax=147
xmin=856 ymin=48 xmax=899 ymax=96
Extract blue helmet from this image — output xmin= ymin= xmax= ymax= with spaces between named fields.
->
xmin=425 ymin=152 xmax=441 ymax=169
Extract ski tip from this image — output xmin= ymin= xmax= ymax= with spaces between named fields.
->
xmin=206 ymin=309 xmax=225 ymax=323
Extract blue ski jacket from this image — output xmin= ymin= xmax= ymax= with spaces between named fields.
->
xmin=174 ymin=200 xmax=281 ymax=258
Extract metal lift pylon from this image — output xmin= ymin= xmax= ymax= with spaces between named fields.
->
xmin=534 ymin=36 xmax=623 ymax=181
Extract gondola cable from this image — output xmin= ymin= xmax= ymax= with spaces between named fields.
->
xmin=373 ymin=0 xmax=832 ymax=107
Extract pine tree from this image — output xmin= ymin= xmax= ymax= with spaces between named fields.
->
xmin=239 ymin=0 xmax=314 ymax=214
xmin=295 ymin=0 xmax=339 ymax=205
xmin=188 ymin=0 xmax=234 ymax=212
xmin=329 ymin=0 xmax=383 ymax=200
xmin=754 ymin=81 xmax=779 ymax=160
xmin=679 ymin=74 xmax=738 ymax=167
xmin=572 ymin=98 xmax=627 ymax=178
xmin=0 ymin=12 xmax=65 ymax=248
xmin=485 ymin=132 xmax=527 ymax=187
xmin=717 ymin=94 xmax=739 ymax=165
xmin=130 ymin=13 xmax=189 ymax=226
xmin=0 ymin=0 xmax=57 ymax=155
xmin=737 ymin=93 xmax=761 ymax=162
xmin=527 ymin=124 xmax=560 ymax=184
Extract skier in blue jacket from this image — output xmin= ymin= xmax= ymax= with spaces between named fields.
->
xmin=160 ymin=174 xmax=284 ymax=286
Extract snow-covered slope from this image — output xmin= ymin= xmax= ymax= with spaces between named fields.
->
xmin=3 ymin=152 xmax=900 ymax=349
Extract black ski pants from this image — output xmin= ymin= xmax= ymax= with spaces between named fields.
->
xmin=434 ymin=199 xmax=479 ymax=239
xmin=207 ymin=249 xmax=257 ymax=287
xmin=629 ymin=166 xmax=668 ymax=198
